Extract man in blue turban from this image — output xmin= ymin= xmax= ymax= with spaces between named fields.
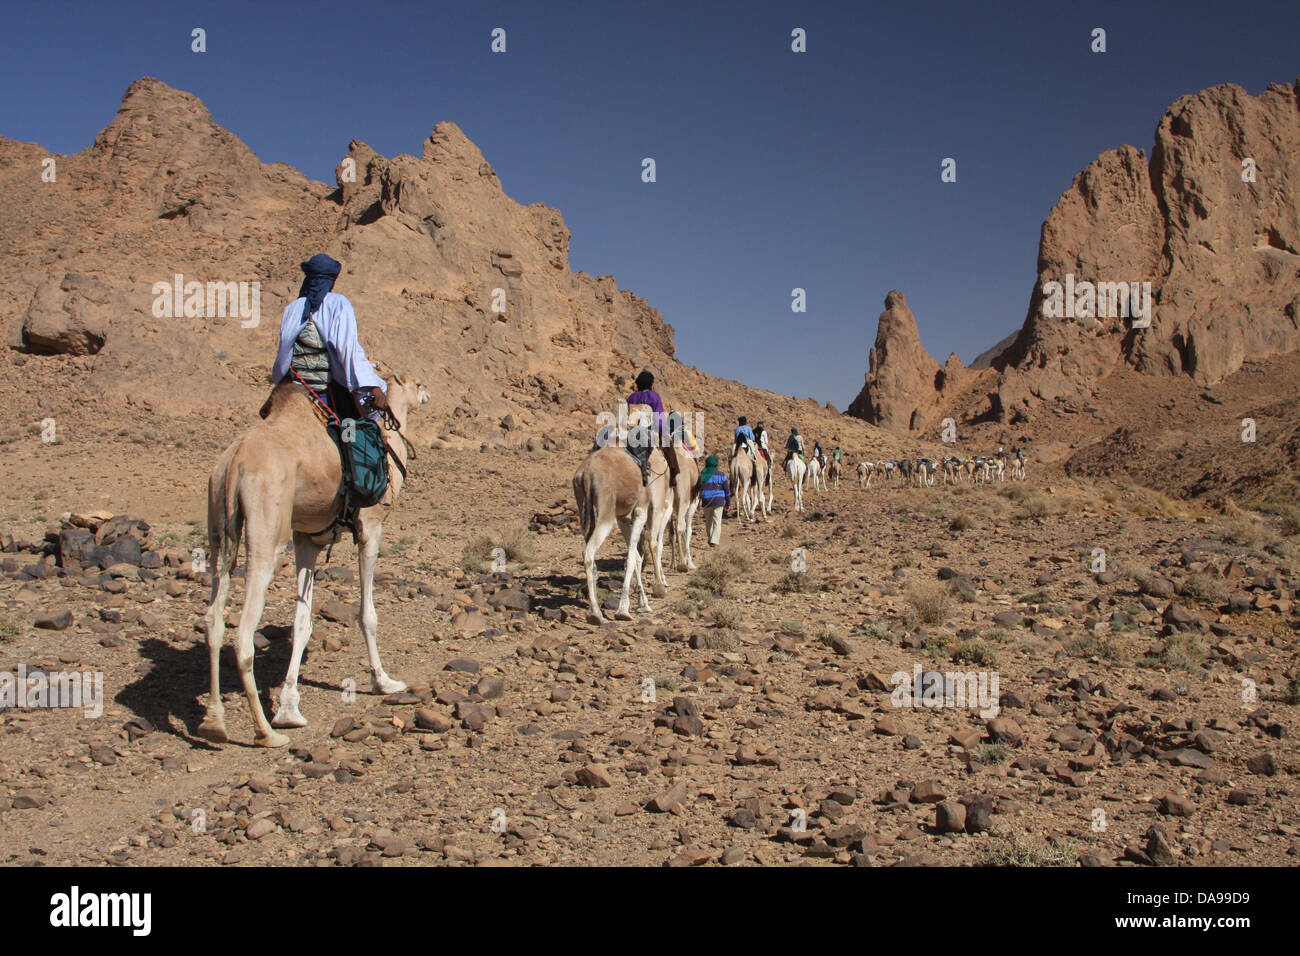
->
xmin=272 ymin=254 xmax=388 ymax=418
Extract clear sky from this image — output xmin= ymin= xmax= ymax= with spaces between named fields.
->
xmin=3 ymin=0 xmax=1296 ymax=407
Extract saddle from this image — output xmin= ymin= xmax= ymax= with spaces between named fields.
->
xmin=622 ymin=403 xmax=657 ymax=485
xmin=272 ymin=376 xmax=394 ymax=543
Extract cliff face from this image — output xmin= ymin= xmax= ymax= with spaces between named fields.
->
xmin=848 ymin=78 xmax=1300 ymax=434
xmin=995 ymin=78 xmax=1300 ymax=422
xmin=1 ymin=77 xmax=883 ymax=452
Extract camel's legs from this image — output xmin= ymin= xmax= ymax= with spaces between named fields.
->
xmin=582 ymin=511 xmax=617 ymax=623
xmin=682 ymin=497 xmax=698 ymax=569
xmin=198 ymin=550 xmax=233 ymax=744
xmin=272 ymin=533 xmax=323 ymax=728
xmin=650 ymin=493 xmax=671 ymax=598
xmin=615 ymin=511 xmax=650 ymax=619
xmin=232 ymin=550 xmax=289 ymax=748
xmin=671 ymin=488 xmax=694 ymax=572
xmin=357 ymin=520 xmax=405 ymax=694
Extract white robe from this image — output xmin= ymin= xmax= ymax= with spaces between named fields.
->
xmin=272 ymin=292 xmax=386 ymax=415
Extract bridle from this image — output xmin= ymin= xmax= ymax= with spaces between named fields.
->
xmin=379 ymin=405 xmax=415 ymax=481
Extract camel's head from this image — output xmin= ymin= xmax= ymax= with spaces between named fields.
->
xmin=381 ymin=368 xmax=430 ymax=426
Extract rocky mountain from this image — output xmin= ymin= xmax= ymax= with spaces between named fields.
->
xmin=848 ymin=77 xmax=1300 ymax=441
xmin=844 ymin=290 xmax=969 ymax=434
xmin=0 ymin=77 xmax=886 ymax=455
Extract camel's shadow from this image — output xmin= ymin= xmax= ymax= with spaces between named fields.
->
xmin=116 ymin=628 xmax=333 ymax=748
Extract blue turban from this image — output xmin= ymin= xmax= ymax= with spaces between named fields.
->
xmin=298 ymin=254 xmax=342 ymax=320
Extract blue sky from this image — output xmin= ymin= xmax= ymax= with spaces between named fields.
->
xmin=3 ymin=0 xmax=1296 ymax=407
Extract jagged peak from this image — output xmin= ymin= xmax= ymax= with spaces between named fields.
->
xmin=117 ymin=77 xmax=211 ymax=116
xmin=423 ymin=121 xmax=488 ymax=168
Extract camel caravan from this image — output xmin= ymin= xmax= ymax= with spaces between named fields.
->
xmin=197 ymin=256 xmax=1028 ymax=747
xmin=850 ymin=448 xmax=1028 ymax=490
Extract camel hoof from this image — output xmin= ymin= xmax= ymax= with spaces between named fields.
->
xmin=586 ymin=611 xmax=606 ymax=625
xmin=195 ymin=718 xmax=228 ymax=744
xmin=615 ymin=608 xmax=635 ymax=621
xmin=372 ymin=674 xmax=407 ymax=695
xmin=271 ymin=708 xmax=307 ymax=728
xmin=256 ymin=730 xmax=292 ymax=748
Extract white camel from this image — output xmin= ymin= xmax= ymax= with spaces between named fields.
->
xmin=786 ymin=455 xmax=807 ymax=512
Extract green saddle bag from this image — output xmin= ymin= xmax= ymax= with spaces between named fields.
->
xmin=327 ymin=417 xmax=390 ymax=509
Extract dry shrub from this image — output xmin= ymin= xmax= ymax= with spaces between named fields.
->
xmin=461 ymin=523 xmax=536 ymax=571
xmin=691 ymin=547 xmax=754 ymax=596
xmin=1220 ymin=517 xmax=1280 ymax=552
xmin=776 ymin=571 xmax=810 ymax=593
xmin=706 ymin=601 xmax=741 ymax=630
xmin=1179 ymin=572 xmax=1228 ymax=605
xmin=905 ymin=579 xmax=953 ymax=625
xmin=1017 ymin=495 xmax=1060 ymax=519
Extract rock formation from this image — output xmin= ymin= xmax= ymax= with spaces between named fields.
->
xmin=0 ymin=77 xmax=877 ymax=452
xmin=845 ymin=291 xmax=968 ymax=433
xmin=995 ymin=78 xmax=1300 ymax=422
xmin=848 ymin=77 xmax=1300 ymax=433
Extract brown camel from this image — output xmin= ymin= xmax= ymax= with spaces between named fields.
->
xmin=730 ymin=446 xmax=758 ymax=522
xmin=666 ymin=449 xmax=702 ymax=571
xmin=573 ymin=441 xmax=673 ymax=624
xmin=198 ymin=372 xmax=428 ymax=747
xmin=827 ymin=457 xmax=841 ymax=489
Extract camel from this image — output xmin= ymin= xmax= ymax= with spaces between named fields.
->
xmin=857 ymin=460 xmax=875 ymax=489
xmin=730 ymin=446 xmax=758 ymax=522
xmin=753 ymin=449 xmax=773 ymax=518
xmin=573 ymin=427 xmax=673 ymax=624
xmin=826 ymin=458 xmax=841 ymax=490
xmin=786 ymin=455 xmax=807 ymax=512
xmin=198 ymin=372 xmax=429 ymax=748
xmin=807 ymin=456 xmax=824 ymax=492
xmin=667 ymin=450 xmax=701 ymax=571
xmin=898 ymin=458 xmax=914 ymax=486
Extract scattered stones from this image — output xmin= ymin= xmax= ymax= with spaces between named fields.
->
xmin=911 ymin=780 xmax=946 ymax=804
xmin=935 ymin=801 xmax=966 ymax=833
xmin=986 ymin=717 xmax=1023 ymax=745
xmin=34 ymin=610 xmax=73 ymax=630
xmin=576 ymin=764 xmax=613 ymax=788
xmin=647 ymin=781 xmax=688 ymax=813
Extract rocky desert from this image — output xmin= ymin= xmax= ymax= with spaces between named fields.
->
xmin=0 ymin=24 xmax=1297 ymax=886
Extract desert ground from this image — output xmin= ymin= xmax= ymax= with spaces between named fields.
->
xmin=1 ymin=357 xmax=1295 ymax=868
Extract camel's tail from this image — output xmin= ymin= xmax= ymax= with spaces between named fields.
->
xmin=573 ymin=472 xmax=595 ymax=541
xmin=208 ymin=462 xmax=244 ymax=579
